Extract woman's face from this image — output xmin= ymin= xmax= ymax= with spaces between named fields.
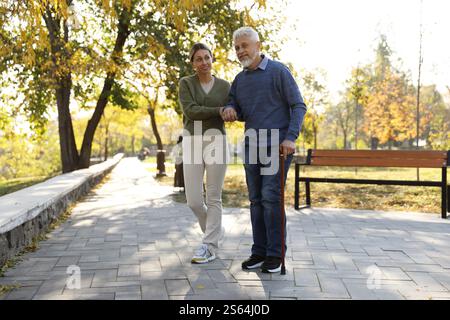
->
xmin=192 ymin=49 xmax=212 ymax=75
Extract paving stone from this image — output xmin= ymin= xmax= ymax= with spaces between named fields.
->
xmin=331 ymin=254 xmax=359 ymax=271
xmin=78 ymin=262 xmax=119 ymax=270
xmin=311 ymin=253 xmax=336 ymax=269
xmin=35 ymin=276 xmax=67 ymax=296
xmin=378 ymin=267 xmax=412 ymax=281
xmin=316 ymin=270 xmax=366 ymax=282
xmin=79 ymin=255 xmax=100 ymax=263
xmin=91 ymin=281 xmax=142 ymax=288
xmin=343 ymin=284 xmax=379 ymax=300
xmin=105 ymin=235 xmax=123 ymax=242
xmin=118 ymin=264 xmax=140 ymax=277
xmin=36 ymin=293 xmax=116 ymax=300
xmin=269 ymin=287 xmax=322 ymax=299
xmin=139 ymin=243 xmax=157 ymax=251
xmin=160 ymin=254 xmax=182 ymax=269
xmin=232 ymin=271 xmax=271 ymax=281
xmin=402 ymin=252 xmax=437 ymax=265
xmin=293 ymin=269 xmax=320 ymax=287
xmin=120 ymin=246 xmax=138 ymax=258
xmin=114 ymin=291 xmax=142 ymax=300
xmin=56 ymin=256 xmax=81 ymax=267
xmin=165 ymin=279 xmax=193 ymax=296
xmin=140 ymin=260 xmax=161 ymax=272
xmin=207 ymin=270 xmax=236 ymax=283
xmin=3 ymin=157 xmax=450 ymax=301
xmin=292 ymin=252 xmax=312 ymax=261
xmin=317 ymin=275 xmax=350 ymax=297
xmin=91 ymin=269 xmax=118 ymax=286
xmin=406 ymin=272 xmax=448 ymax=292
xmin=242 ymin=287 xmax=270 ymax=299
xmin=430 ymin=257 xmax=450 ymax=269
xmin=141 ymin=280 xmax=168 ymax=300
xmin=4 ymin=286 xmax=40 ymax=300
xmin=363 ymin=247 xmax=385 ymax=256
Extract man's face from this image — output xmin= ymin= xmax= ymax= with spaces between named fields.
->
xmin=234 ymin=36 xmax=260 ymax=68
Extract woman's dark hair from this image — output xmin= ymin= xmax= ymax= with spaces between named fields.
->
xmin=189 ymin=42 xmax=214 ymax=62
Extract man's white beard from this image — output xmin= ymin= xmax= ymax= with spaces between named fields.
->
xmin=240 ymin=51 xmax=260 ymax=68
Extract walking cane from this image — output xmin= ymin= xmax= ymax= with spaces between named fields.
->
xmin=280 ymin=152 xmax=286 ymax=275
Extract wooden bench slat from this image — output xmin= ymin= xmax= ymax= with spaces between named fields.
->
xmin=310 ymin=157 xmax=446 ymax=168
xmin=311 ymin=150 xmax=447 ymax=160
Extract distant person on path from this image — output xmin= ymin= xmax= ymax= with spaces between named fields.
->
xmin=221 ymin=27 xmax=307 ymax=273
xmin=178 ymin=43 xmax=230 ymax=264
xmin=171 ymin=135 xmax=185 ymax=192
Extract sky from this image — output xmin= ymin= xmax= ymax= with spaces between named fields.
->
xmin=279 ymin=0 xmax=450 ymax=103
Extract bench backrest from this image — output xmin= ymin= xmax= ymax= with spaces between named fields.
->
xmin=304 ymin=150 xmax=449 ymax=168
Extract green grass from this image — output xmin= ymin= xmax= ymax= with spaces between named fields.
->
xmin=0 ymin=284 xmax=20 ymax=297
xmin=148 ymin=158 xmax=446 ymax=215
xmin=143 ymin=156 xmax=176 ymax=185
xmin=290 ymin=166 xmax=443 ymax=214
xmin=142 ymin=156 xmax=157 ymax=165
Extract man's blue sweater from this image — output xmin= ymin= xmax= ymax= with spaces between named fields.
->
xmin=226 ymin=55 xmax=307 ymax=144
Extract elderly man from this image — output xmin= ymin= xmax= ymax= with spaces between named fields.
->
xmin=222 ymin=27 xmax=307 ymax=273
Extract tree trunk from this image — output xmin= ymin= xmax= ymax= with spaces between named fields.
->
xmin=78 ymin=77 xmax=113 ymax=168
xmin=371 ymin=137 xmax=379 ymax=150
xmin=302 ymin=130 xmax=306 ymax=153
xmin=104 ymin=132 xmax=109 ymax=161
xmin=313 ymin=124 xmax=318 ymax=149
xmin=104 ymin=137 xmax=108 ymax=161
xmin=131 ymin=135 xmax=135 ymax=155
xmin=343 ymin=131 xmax=347 ymax=150
xmin=78 ymin=7 xmax=132 ymax=169
xmin=56 ymin=78 xmax=79 ymax=173
xmin=334 ymin=124 xmax=339 ymax=149
xmin=354 ymin=102 xmax=358 ymax=150
xmin=147 ymin=106 xmax=166 ymax=176
xmin=43 ymin=8 xmax=79 ymax=173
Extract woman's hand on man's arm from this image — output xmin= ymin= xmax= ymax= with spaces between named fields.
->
xmin=220 ymin=106 xmax=237 ymax=122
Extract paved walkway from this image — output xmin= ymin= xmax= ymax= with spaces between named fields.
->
xmin=1 ymin=157 xmax=450 ymax=300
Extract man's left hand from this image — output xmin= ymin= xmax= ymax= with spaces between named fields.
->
xmin=280 ymin=140 xmax=296 ymax=159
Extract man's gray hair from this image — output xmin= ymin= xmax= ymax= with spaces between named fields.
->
xmin=233 ymin=27 xmax=260 ymax=43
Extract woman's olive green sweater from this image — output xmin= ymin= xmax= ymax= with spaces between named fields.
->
xmin=178 ymin=74 xmax=230 ymax=135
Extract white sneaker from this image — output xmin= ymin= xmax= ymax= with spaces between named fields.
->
xmin=191 ymin=244 xmax=216 ymax=264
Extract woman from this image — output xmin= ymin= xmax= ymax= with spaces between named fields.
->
xmin=178 ymin=43 xmax=230 ymax=264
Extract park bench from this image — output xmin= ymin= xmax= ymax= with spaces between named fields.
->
xmin=294 ymin=149 xmax=450 ymax=219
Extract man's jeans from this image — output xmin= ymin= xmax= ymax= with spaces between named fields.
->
xmin=244 ymin=150 xmax=293 ymax=258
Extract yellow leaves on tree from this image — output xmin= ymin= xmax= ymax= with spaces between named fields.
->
xmin=364 ymin=69 xmax=415 ymax=145
xmin=153 ymin=0 xmax=205 ymax=31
